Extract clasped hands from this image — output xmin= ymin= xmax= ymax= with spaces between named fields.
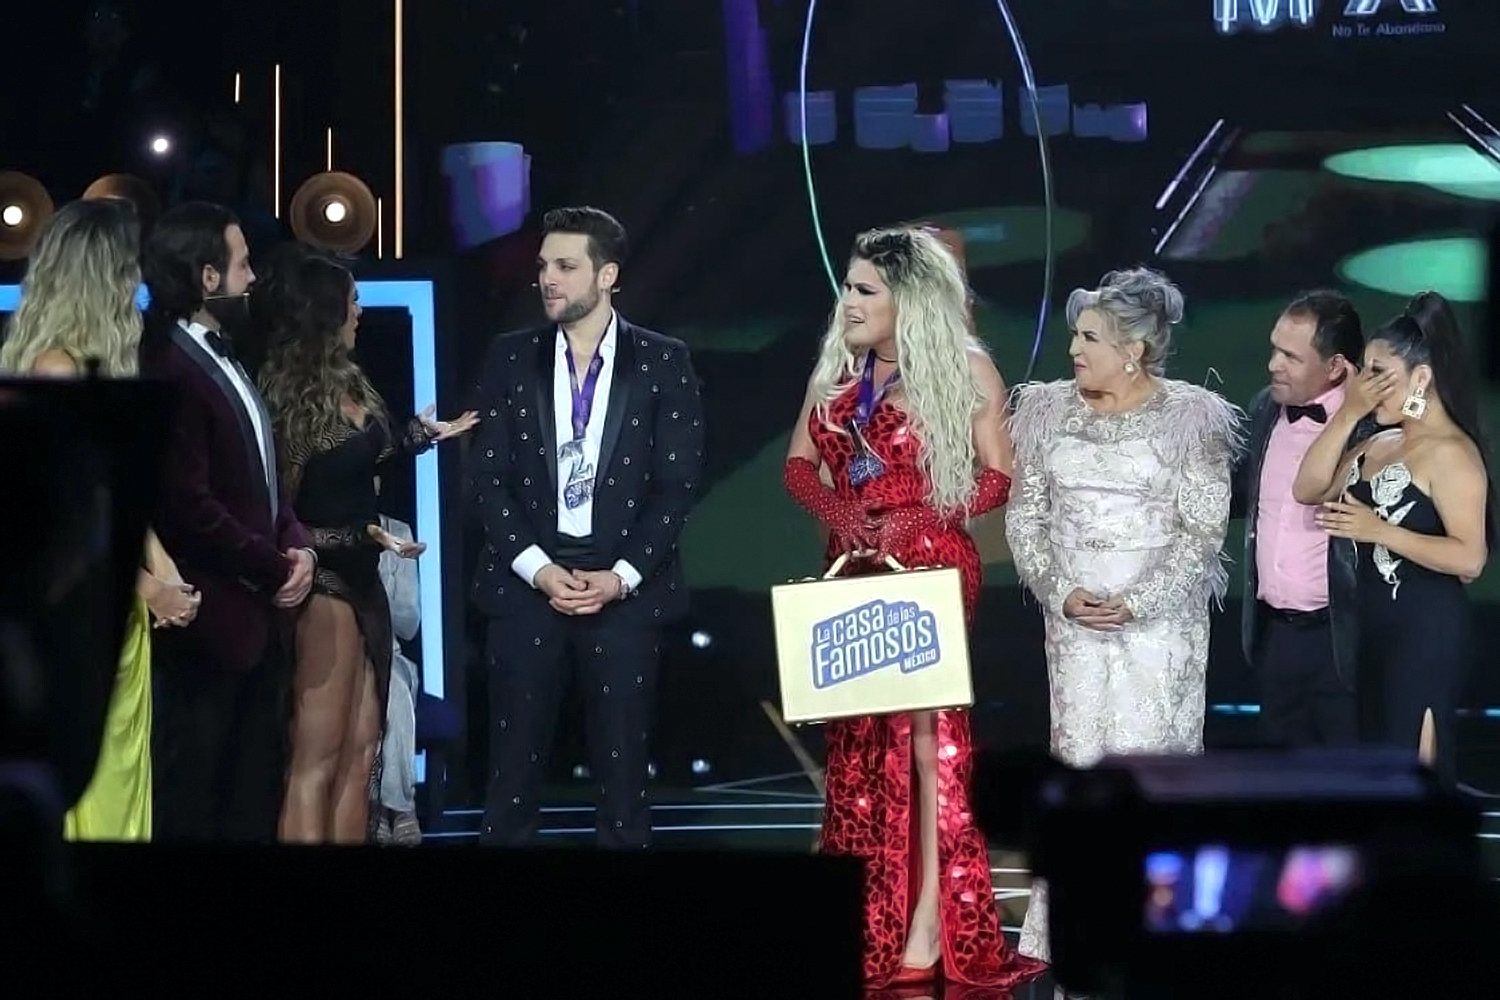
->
xmin=144 ymin=573 xmax=201 ymax=629
xmin=536 ymin=564 xmax=626 ymax=616
xmin=1063 ymin=588 xmax=1134 ymax=631
xmin=829 ymin=501 xmax=940 ymax=560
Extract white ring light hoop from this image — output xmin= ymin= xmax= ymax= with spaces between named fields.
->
xmin=798 ymin=0 xmax=1058 ymax=381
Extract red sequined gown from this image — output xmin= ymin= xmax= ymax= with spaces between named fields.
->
xmin=806 ymin=384 xmax=1046 ymax=989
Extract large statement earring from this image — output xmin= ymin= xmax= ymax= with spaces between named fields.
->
xmin=1401 ymin=383 xmax=1428 ymax=420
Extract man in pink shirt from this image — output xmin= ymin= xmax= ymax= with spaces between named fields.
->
xmin=1231 ymin=291 xmax=1369 ymax=747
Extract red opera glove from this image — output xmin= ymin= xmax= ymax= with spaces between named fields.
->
xmin=968 ymin=466 xmax=1012 ymax=518
xmin=784 ymin=457 xmax=879 ymax=552
xmin=877 ymin=506 xmax=942 ymax=560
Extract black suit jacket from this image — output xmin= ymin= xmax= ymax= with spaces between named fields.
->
xmin=1231 ymin=387 xmax=1374 ymax=689
xmin=468 ymin=316 xmax=705 ymax=625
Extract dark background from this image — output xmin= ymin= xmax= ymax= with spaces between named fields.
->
xmin=3 ymin=0 xmax=1498 ymax=804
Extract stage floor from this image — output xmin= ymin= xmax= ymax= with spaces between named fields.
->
xmin=427 ymin=720 xmax=1500 ymax=940
xmin=420 ymin=713 xmax=1499 ymax=998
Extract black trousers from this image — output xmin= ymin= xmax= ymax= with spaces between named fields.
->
xmin=151 ymin=634 xmax=288 ymax=842
xmin=1256 ymin=605 xmax=1357 ymax=749
xmin=480 ymin=603 xmax=661 ymax=849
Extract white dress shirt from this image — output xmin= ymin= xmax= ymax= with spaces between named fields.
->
xmin=511 ymin=312 xmax=643 ymax=593
xmin=181 ymin=319 xmax=273 ymax=491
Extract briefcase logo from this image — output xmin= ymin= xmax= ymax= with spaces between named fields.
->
xmin=811 ymin=599 xmax=941 ymax=689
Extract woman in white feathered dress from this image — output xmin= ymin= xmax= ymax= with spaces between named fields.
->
xmin=1005 ymin=268 xmax=1243 ymax=964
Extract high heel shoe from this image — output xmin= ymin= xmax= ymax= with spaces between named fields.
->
xmin=889 ymin=961 xmax=939 ymax=986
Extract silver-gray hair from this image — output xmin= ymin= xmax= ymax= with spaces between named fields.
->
xmin=1064 ymin=267 xmax=1185 ymax=375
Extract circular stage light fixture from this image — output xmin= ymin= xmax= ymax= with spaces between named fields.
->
xmin=0 ymin=171 xmax=54 ymax=262
xmin=798 ymin=1 xmax=1058 ymax=380
xmin=289 ymin=171 xmax=378 ymax=255
xmin=82 ymin=173 xmax=163 ymax=232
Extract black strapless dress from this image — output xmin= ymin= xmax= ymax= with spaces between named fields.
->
xmin=1346 ymin=456 xmax=1471 ymax=784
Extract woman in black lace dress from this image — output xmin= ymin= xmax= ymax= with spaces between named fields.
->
xmin=255 ymin=248 xmax=477 ymax=843
xmin=1294 ymin=292 xmax=1494 ymax=785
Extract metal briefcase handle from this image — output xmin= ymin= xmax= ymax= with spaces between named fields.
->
xmin=823 ymin=550 xmax=907 ymax=579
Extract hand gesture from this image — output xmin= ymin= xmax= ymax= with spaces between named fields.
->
xmin=1344 ymin=366 xmax=1400 ymax=419
xmin=147 ymin=578 xmax=201 ymax=629
xmin=1062 ymin=588 xmax=1132 ymax=631
xmin=419 ymin=405 xmax=480 ymax=442
xmin=274 ymin=548 xmax=315 ymax=608
xmin=535 ymin=564 xmax=613 ymax=616
xmin=1315 ymin=495 xmax=1387 ymax=544
xmin=370 ymin=524 xmax=426 ymax=559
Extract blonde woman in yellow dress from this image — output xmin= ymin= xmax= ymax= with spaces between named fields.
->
xmin=0 ymin=197 xmax=201 ymax=841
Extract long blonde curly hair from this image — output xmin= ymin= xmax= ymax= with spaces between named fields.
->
xmin=0 ymin=198 xmax=143 ymax=377
xmin=810 ymin=226 xmax=984 ymax=515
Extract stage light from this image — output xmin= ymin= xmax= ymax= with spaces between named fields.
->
xmin=0 ymin=279 xmax=447 ymax=703
xmin=289 ymin=172 xmax=378 ymax=255
xmin=149 ymin=135 xmax=170 ymax=156
xmin=82 ymin=174 xmax=162 ymax=231
xmin=0 ymin=172 xmax=53 ymax=261
xmin=690 ymin=630 xmax=713 ymax=649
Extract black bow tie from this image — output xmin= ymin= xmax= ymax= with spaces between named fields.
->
xmin=1286 ymin=403 xmax=1326 ymax=424
xmin=204 ymin=329 xmax=235 ymax=361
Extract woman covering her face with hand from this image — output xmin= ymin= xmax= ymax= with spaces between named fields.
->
xmin=1294 ymin=291 xmax=1493 ymax=785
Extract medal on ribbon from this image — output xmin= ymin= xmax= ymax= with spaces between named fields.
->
xmin=562 ymin=347 xmax=605 ymax=510
xmin=846 ymin=351 xmax=898 ymax=487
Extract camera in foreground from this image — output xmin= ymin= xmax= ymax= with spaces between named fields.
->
xmin=974 ymin=747 xmax=1488 ymax=997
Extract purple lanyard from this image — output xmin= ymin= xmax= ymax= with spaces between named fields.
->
xmin=565 ymin=347 xmax=606 ymax=441
xmin=855 ymin=351 xmax=900 ymax=427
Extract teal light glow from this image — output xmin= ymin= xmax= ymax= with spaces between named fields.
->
xmin=1323 ymin=143 xmax=1500 ymax=202
xmin=1335 ymin=237 xmax=1488 ymax=303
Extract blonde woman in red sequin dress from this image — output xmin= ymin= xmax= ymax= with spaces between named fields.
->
xmin=783 ymin=226 xmax=1045 ymax=990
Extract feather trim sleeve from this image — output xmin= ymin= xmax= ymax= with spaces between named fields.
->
xmin=1003 ymin=381 xmax=1074 ymax=616
xmin=1120 ymin=383 xmax=1245 ymax=623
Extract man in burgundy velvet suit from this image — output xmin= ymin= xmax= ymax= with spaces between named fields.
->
xmin=140 ymin=202 xmax=314 ymax=842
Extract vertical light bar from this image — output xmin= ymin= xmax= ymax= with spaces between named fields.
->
xmin=233 ymin=71 xmax=242 ymax=104
xmin=349 ymin=280 xmax=443 ymax=698
xmin=326 ymin=127 xmax=334 ymax=171
xmin=394 ymin=0 xmax=405 ymax=258
xmin=273 ymin=64 xmax=283 ymax=219
xmin=377 ymin=197 xmax=385 ymax=259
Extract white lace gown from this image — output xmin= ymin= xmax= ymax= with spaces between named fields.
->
xmin=1004 ymin=379 xmax=1242 ymax=962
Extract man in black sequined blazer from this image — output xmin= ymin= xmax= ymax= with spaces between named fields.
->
xmin=470 ymin=207 xmax=705 ymax=848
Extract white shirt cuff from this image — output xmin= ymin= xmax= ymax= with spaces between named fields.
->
xmin=512 ymin=546 xmax=553 ymax=589
xmin=611 ymin=559 xmax=643 ymax=594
